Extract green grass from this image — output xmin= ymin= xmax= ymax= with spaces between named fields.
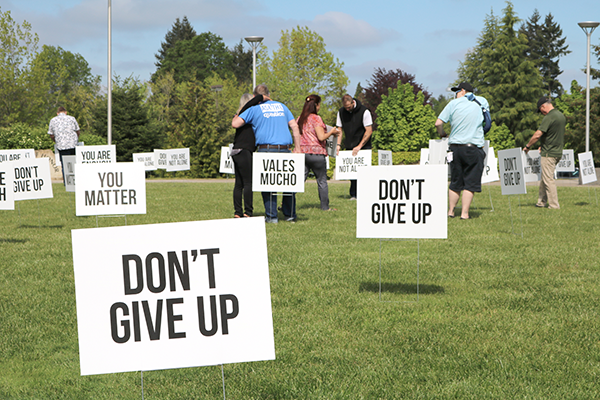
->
xmin=1 ymin=180 xmax=600 ymax=399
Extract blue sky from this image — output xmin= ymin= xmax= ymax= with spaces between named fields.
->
xmin=3 ymin=0 xmax=600 ymax=98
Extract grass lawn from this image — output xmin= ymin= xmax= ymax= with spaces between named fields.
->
xmin=1 ymin=180 xmax=600 ymax=399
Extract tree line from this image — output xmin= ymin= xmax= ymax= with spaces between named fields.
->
xmin=1 ymin=2 xmax=599 ymax=176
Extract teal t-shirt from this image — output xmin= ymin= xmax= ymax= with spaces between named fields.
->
xmin=538 ymin=109 xmax=565 ymax=158
xmin=438 ymin=95 xmax=489 ymax=147
xmin=239 ymin=100 xmax=295 ymax=146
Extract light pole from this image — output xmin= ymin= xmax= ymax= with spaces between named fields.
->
xmin=211 ymin=85 xmax=223 ymax=114
xmin=244 ymin=36 xmax=263 ymax=90
xmin=578 ymin=21 xmax=599 ymax=153
xmin=107 ymin=0 xmax=112 ymax=145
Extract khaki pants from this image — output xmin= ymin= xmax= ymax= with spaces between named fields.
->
xmin=538 ymin=156 xmax=561 ymax=209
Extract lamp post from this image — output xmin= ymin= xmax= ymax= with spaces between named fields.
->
xmin=578 ymin=21 xmax=599 ymax=153
xmin=211 ymin=85 xmax=223 ymax=114
xmin=107 ymin=0 xmax=112 ymax=145
xmin=244 ymin=36 xmax=263 ymax=90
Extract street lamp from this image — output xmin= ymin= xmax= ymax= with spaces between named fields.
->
xmin=244 ymin=36 xmax=263 ymax=90
xmin=210 ymin=85 xmax=223 ymax=114
xmin=107 ymin=0 xmax=112 ymax=145
xmin=578 ymin=21 xmax=599 ymax=153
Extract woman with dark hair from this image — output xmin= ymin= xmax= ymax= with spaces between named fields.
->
xmin=297 ymin=94 xmax=340 ymax=211
xmin=231 ymin=93 xmax=264 ymax=218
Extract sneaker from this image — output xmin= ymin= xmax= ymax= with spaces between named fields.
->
xmin=349 ymin=197 xmax=357 ymax=201
xmin=284 ymin=216 xmax=296 ymax=223
xmin=535 ymin=203 xmax=545 ymax=208
xmin=265 ymin=217 xmax=278 ymax=224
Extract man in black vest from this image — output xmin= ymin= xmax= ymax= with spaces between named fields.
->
xmin=335 ymin=94 xmax=373 ymax=199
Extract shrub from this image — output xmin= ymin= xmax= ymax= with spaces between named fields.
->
xmin=0 ymin=123 xmax=54 ymax=150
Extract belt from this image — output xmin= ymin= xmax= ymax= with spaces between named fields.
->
xmin=450 ymin=143 xmax=482 ymax=148
xmin=258 ymin=144 xmax=290 ymax=150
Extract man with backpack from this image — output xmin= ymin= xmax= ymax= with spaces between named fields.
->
xmin=435 ymin=82 xmax=489 ymax=220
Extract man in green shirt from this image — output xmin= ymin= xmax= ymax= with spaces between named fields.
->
xmin=524 ymin=97 xmax=565 ymax=209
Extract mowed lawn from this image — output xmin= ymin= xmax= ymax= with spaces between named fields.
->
xmin=1 ymin=179 xmax=600 ymax=399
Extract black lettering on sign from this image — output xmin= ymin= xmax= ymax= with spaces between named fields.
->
xmin=197 ymin=294 xmax=239 ymax=336
xmin=122 ymin=251 xmax=192 ymax=295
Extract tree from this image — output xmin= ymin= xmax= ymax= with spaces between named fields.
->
xmin=257 ymin=26 xmax=348 ymax=123
xmin=519 ymin=10 xmax=570 ymax=97
xmin=591 ymin=42 xmax=600 ymax=80
xmin=456 ymin=10 xmax=500 ymax=92
xmin=372 ymin=82 xmax=436 ymax=152
xmin=31 ymin=45 xmax=101 ymax=127
xmin=153 ymin=32 xmax=234 ymax=84
xmin=155 ymin=16 xmax=196 ymax=68
xmin=0 ymin=7 xmax=39 ymax=126
xmin=477 ymin=2 xmax=543 ymax=139
xmin=486 ymin=122 xmax=515 ymax=151
xmin=92 ymin=76 xmax=163 ymax=162
xmin=229 ymin=40 xmax=253 ymax=86
xmin=167 ymin=79 xmax=221 ymax=177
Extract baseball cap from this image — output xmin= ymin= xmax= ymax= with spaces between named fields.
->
xmin=451 ymin=82 xmax=474 ymax=93
xmin=537 ymin=96 xmax=549 ymax=113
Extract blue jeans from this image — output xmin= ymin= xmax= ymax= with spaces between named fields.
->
xmin=257 ymin=147 xmax=296 ymax=221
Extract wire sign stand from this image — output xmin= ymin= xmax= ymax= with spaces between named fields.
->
xmin=378 ymin=238 xmax=420 ymax=303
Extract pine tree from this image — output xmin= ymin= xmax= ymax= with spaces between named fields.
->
xmin=479 ymin=2 xmax=543 ymax=137
xmin=154 ymin=16 xmax=196 ymax=68
xmin=519 ymin=10 xmax=570 ymax=97
xmin=456 ymin=10 xmax=500 ymax=92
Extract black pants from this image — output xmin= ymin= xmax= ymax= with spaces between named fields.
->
xmin=232 ymin=149 xmax=253 ymax=217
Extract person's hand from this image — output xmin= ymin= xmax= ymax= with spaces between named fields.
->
xmin=352 ymin=146 xmax=361 ymax=156
xmin=524 ymin=146 xmax=530 ymax=154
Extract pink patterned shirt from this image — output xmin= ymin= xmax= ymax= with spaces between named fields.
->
xmin=299 ymin=114 xmax=327 ymax=155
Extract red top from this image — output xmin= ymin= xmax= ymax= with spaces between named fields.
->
xmin=299 ymin=114 xmax=327 ymax=155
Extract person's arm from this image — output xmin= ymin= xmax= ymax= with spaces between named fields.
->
xmin=352 ymin=125 xmax=372 ymax=156
xmin=289 ymin=119 xmax=302 ymax=153
xmin=435 ymin=118 xmax=447 ymax=137
xmin=524 ymin=130 xmax=543 ymax=154
xmin=76 ymin=130 xmax=80 ymax=138
xmin=239 ymin=95 xmax=264 ymax=115
xmin=232 ymin=116 xmax=246 ymax=129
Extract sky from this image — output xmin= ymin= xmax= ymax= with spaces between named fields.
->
xmin=3 ymin=0 xmax=600 ymax=99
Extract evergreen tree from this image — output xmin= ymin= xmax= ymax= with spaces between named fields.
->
xmin=153 ymin=32 xmax=234 ymax=84
xmin=519 ymin=10 xmax=570 ymax=97
xmin=155 ymin=16 xmax=196 ymax=68
xmin=456 ymin=10 xmax=500 ymax=92
xmin=479 ymin=2 xmax=543 ymax=138
xmin=229 ymin=40 xmax=253 ymax=87
xmin=92 ymin=76 xmax=163 ymax=162
xmin=372 ymin=82 xmax=436 ymax=151
xmin=591 ymin=42 xmax=600 ymax=80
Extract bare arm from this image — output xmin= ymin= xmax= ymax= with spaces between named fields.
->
xmin=435 ymin=118 xmax=447 ymax=137
xmin=352 ymin=125 xmax=373 ymax=156
xmin=231 ymin=116 xmax=246 ymax=129
xmin=524 ymin=130 xmax=543 ymax=154
xmin=289 ymin=119 xmax=302 ymax=153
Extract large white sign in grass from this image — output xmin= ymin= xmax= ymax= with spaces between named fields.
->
xmin=556 ymin=149 xmax=575 ymax=173
xmin=522 ymin=150 xmax=541 ymax=182
xmin=75 ymin=162 xmax=146 ymax=216
xmin=578 ymin=152 xmax=597 ymax=185
xmin=155 ymin=149 xmax=190 ymax=172
xmin=63 ymin=155 xmax=76 ymax=192
xmin=219 ymin=146 xmax=235 ymax=174
xmin=378 ymin=150 xmax=392 ymax=166
xmin=71 ymin=217 xmax=275 ymax=376
xmin=481 ymin=147 xmax=499 ymax=184
xmin=428 ymin=138 xmax=449 ymax=165
xmin=0 ymin=163 xmax=15 ymax=210
xmin=498 ymin=148 xmax=527 ymax=195
xmin=132 ymin=153 xmax=157 ymax=171
xmin=335 ymin=150 xmax=371 ymax=180
xmin=0 ymin=149 xmax=35 ymax=164
xmin=77 ymin=145 xmax=117 ymax=164
xmin=356 ymin=165 xmax=448 ymax=239
xmin=12 ymin=158 xmax=54 ymax=201
xmin=252 ymin=153 xmax=305 ymax=193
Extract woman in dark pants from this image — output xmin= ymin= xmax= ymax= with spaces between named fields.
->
xmin=231 ymin=93 xmax=264 ymax=217
xmin=297 ymin=94 xmax=340 ymax=211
